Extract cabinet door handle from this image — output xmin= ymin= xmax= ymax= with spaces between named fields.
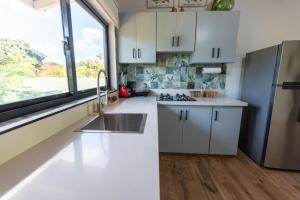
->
xmin=133 ymin=48 xmax=137 ymax=58
xmin=172 ymin=36 xmax=175 ymax=47
xmin=138 ymin=48 xmax=141 ymax=58
xmin=185 ymin=110 xmax=189 ymax=120
xmin=217 ymin=48 xmax=221 ymax=58
xmin=297 ymin=108 xmax=300 ymax=122
xmin=214 ymin=111 xmax=219 ymax=121
xmin=212 ymin=48 xmax=215 ymax=58
xmin=177 ymin=36 xmax=180 ymax=47
xmin=179 ymin=110 xmax=183 ymax=120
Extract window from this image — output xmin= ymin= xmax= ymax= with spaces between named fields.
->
xmin=0 ymin=0 xmax=68 ymax=105
xmin=71 ymin=1 xmax=107 ymax=91
xmin=0 ymin=0 xmax=109 ymax=123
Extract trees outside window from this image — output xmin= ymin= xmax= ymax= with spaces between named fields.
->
xmin=0 ymin=0 xmax=108 ymax=106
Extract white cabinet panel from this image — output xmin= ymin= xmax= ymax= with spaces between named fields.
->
xmin=136 ymin=12 xmax=156 ymax=63
xmin=182 ymin=106 xmax=212 ymax=154
xmin=191 ymin=12 xmax=218 ymax=63
xmin=158 ymin=106 xmax=183 ymax=153
xmin=157 ymin=12 xmax=196 ymax=52
xmin=215 ymin=11 xmax=240 ymax=63
xmin=176 ymin=12 xmax=196 ymax=52
xmin=158 ymin=105 xmax=243 ymax=155
xmin=191 ymin=11 xmax=240 ymax=64
xmin=158 ymin=105 xmax=212 ymax=154
xmin=119 ymin=12 xmax=156 ymax=63
xmin=157 ymin=12 xmax=177 ymax=52
xmin=210 ymin=107 xmax=243 ymax=155
xmin=118 ymin=13 xmax=137 ymax=63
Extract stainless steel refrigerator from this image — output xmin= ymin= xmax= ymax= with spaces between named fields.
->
xmin=240 ymin=41 xmax=300 ymax=170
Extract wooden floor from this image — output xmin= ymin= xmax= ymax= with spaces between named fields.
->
xmin=160 ymin=151 xmax=300 ymax=200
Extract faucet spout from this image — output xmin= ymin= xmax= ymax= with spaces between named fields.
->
xmin=97 ymin=69 xmax=108 ymax=114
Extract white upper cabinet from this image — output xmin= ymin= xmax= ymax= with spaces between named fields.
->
xmin=157 ymin=12 xmax=177 ymax=52
xmin=191 ymin=12 xmax=218 ymax=63
xmin=191 ymin=11 xmax=240 ymax=64
xmin=136 ymin=12 xmax=157 ymax=63
xmin=118 ymin=12 xmax=156 ymax=64
xmin=176 ymin=12 xmax=196 ymax=52
xmin=157 ymin=12 xmax=196 ymax=52
xmin=119 ymin=11 xmax=239 ymax=63
xmin=216 ymin=11 xmax=240 ymax=63
xmin=119 ymin=13 xmax=137 ymax=63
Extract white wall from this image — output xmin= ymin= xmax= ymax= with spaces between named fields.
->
xmin=117 ymin=0 xmax=300 ymax=98
xmin=227 ymin=0 xmax=300 ymax=98
xmin=0 ymin=101 xmax=95 ymax=166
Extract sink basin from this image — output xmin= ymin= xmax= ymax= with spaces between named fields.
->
xmin=76 ymin=113 xmax=147 ymax=134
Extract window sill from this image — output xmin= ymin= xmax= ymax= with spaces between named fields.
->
xmin=0 ymin=95 xmax=97 ymax=135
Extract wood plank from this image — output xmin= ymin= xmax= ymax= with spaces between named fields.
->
xmin=160 ymin=151 xmax=300 ymax=200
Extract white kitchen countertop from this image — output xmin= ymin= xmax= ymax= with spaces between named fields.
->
xmin=157 ymin=97 xmax=248 ymax=107
xmin=0 ymin=97 xmax=160 ymax=200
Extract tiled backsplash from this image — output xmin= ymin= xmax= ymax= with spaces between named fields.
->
xmin=120 ymin=54 xmax=226 ymax=91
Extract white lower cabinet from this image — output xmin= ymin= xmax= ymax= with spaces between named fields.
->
xmin=158 ymin=105 xmax=243 ymax=155
xmin=158 ymin=106 xmax=183 ymax=153
xmin=182 ymin=106 xmax=212 ymax=154
xmin=210 ymin=107 xmax=243 ymax=155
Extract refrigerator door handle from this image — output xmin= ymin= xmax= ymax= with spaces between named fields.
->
xmin=283 ymin=82 xmax=300 ymax=90
xmin=274 ymin=82 xmax=300 ymax=90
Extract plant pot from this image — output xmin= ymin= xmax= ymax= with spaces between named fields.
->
xmin=211 ymin=0 xmax=235 ymax=11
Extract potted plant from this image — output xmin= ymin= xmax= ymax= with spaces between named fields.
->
xmin=211 ymin=0 xmax=235 ymax=11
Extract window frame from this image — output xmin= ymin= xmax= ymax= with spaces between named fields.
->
xmin=69 ymin=0 xmax=111 ymax=92
xmin=0 ymin=0 xmax=110 ymax=123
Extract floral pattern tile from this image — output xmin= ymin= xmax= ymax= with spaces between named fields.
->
xmin=120 ymin=54 xmax=226 ymax=91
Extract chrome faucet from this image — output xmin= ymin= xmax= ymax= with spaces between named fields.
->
xmin=97 ymin=69 xmax=108 ymax=114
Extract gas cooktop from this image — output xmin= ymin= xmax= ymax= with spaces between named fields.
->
xmin=157 ymin=93 xmax=196 ymax=102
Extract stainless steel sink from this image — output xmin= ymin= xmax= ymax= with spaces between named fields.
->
xmin=76 ymin=113 xmax=147 ymax=134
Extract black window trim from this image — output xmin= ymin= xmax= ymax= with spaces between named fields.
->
xmin=72 ymin=0 xmax=111 ymax=90
xmin=0 ymin=0 xmax=110 ymax=123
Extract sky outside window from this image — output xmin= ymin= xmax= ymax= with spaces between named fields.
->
xmin=0 ymin=0 xmax=106 ymax=104
xmin=70 ymin=1 xmax=106 ymax=91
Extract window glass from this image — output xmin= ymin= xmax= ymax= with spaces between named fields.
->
xmin=0 ymin=0 xmax=68 ymax=105
xmin=71 ymin=1 xmax=107 ymax=91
